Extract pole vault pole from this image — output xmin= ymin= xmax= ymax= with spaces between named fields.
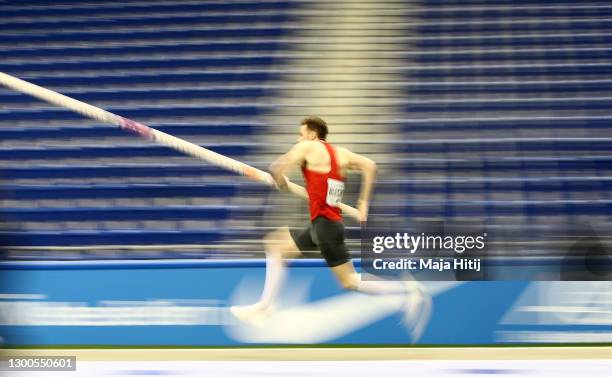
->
xmin=0 ymin=71 xmax=361 ymax=221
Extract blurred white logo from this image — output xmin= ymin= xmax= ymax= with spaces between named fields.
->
xmin=226 ymin=278 xmax=460 ymax=344
xmin=499 ymin=282 xmax=612 ymax=343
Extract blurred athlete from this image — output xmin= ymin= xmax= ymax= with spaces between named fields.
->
xmin=231 ymin=116 xmax=430 ymax=335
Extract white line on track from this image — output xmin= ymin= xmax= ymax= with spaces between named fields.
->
xmin=3 ymin=359 xmax=612 ymax=377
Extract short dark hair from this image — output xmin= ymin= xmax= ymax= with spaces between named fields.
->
xmin=301 ymin=116 xmax=328 ymax=140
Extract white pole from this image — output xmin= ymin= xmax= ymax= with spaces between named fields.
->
xmin=0 ymin=72 xmax=361 ymax=222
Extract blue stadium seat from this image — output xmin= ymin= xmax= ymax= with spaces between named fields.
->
xmin=398 ymin=156 xmax=612 ymax=173
xmin=411 ymin=63 xmax=611 ymax=78
xmin=0 ymin=105 xmax=262 ymax=122
xmin=0 ymin=28 xmax=288 ymax=44
xmin=418 ymin=7 xmax=612 ymax=20
xmin=0 ymin=89 xmax=267 ymax=105
xmin=0 ymin=124 xmax=255 ymax=139
xmin=400 ymin=118 xmax=612 ymax=132
xmin=0 ymin=1 xmax=292 ymax=18
xmin=1 ymin=205 xmax=262 ymax=222
xmin=394 ymin=140 xmax=612 ymax=154
xmin=7 ymin=183 xmax=267 ymax=200
xmin=417 ymin=19 xmax=612 ymax=34
xmin=1 ymin=42 xmax=287 ymax=59
xmin=404 ymin=81 xmax=612 ymax=95
xmin=0 ymin=144 xmax=255 ymax=160
xmin=402 ymin=98 xmax=612 ymax=112
xmin=2 ymin=229 xmax=243 ymax=246
xmin=413 ymin=49 xmax=612 ymax=63
xmin=0 ymin=14 xmax=296 ymax=32
xmin=1 ymin=165 xmax=237 ymax=180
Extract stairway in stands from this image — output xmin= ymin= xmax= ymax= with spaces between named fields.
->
xmin=253 ymin=0 xmax=415 ymax=245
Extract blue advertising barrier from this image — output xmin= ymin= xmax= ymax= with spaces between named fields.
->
xmin=0 ymin=259 xmax=610 ymax=346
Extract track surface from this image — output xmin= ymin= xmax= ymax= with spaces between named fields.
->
xmin=2 ymin=347 xmax=611 ymax=376
xmin=3 ymin=359 xmax=612 ymax=377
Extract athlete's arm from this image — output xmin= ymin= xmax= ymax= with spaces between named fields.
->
xmin=339 ymin=147 xmax=377 ymax=221
xmin=269 ymin=141 xmax=310 ymax=191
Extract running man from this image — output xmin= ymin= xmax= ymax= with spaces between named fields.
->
xmin=231 ymin=116 xmax=430 ymax=336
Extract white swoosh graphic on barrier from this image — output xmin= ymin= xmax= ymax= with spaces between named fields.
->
xmin=226 ymin=280 xmax=463 ymax=344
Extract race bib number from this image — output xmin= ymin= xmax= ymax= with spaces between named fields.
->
xmin=326 ymin=178 xmax=345 ymax=207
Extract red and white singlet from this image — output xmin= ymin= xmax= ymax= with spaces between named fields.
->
xmin=302 ymin=141 xmax=345 ymax=222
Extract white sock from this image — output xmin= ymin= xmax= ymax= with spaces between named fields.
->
xmin=258 ymin=251 xmax=286 ymax=309
xmin=354 ymin=273 xmax=409 ymax=295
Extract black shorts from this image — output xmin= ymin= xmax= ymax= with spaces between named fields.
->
xmin=289 ymin=216 xmax=350 ymax=267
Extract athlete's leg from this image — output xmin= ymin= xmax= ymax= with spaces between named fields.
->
xmin=329 ymin=260 xmax=359 ymax=289
xmin=258 ymin=226 xmax=301 ymax=309
xmin=330 ymin=258 xmax=432 ymax=340
xmin=313 ymin=217 xmax=432 ymax=338
xmin=231 ymin=225 xmax=309 ymax=323
xmin=313 ymin=217 xmax=409 ymax=295
xmin=330 ymin=260 xmax=410 ymax=294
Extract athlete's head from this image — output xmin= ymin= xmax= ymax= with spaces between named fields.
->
xmin=299 ymin=116 xmax=328 ymax=142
